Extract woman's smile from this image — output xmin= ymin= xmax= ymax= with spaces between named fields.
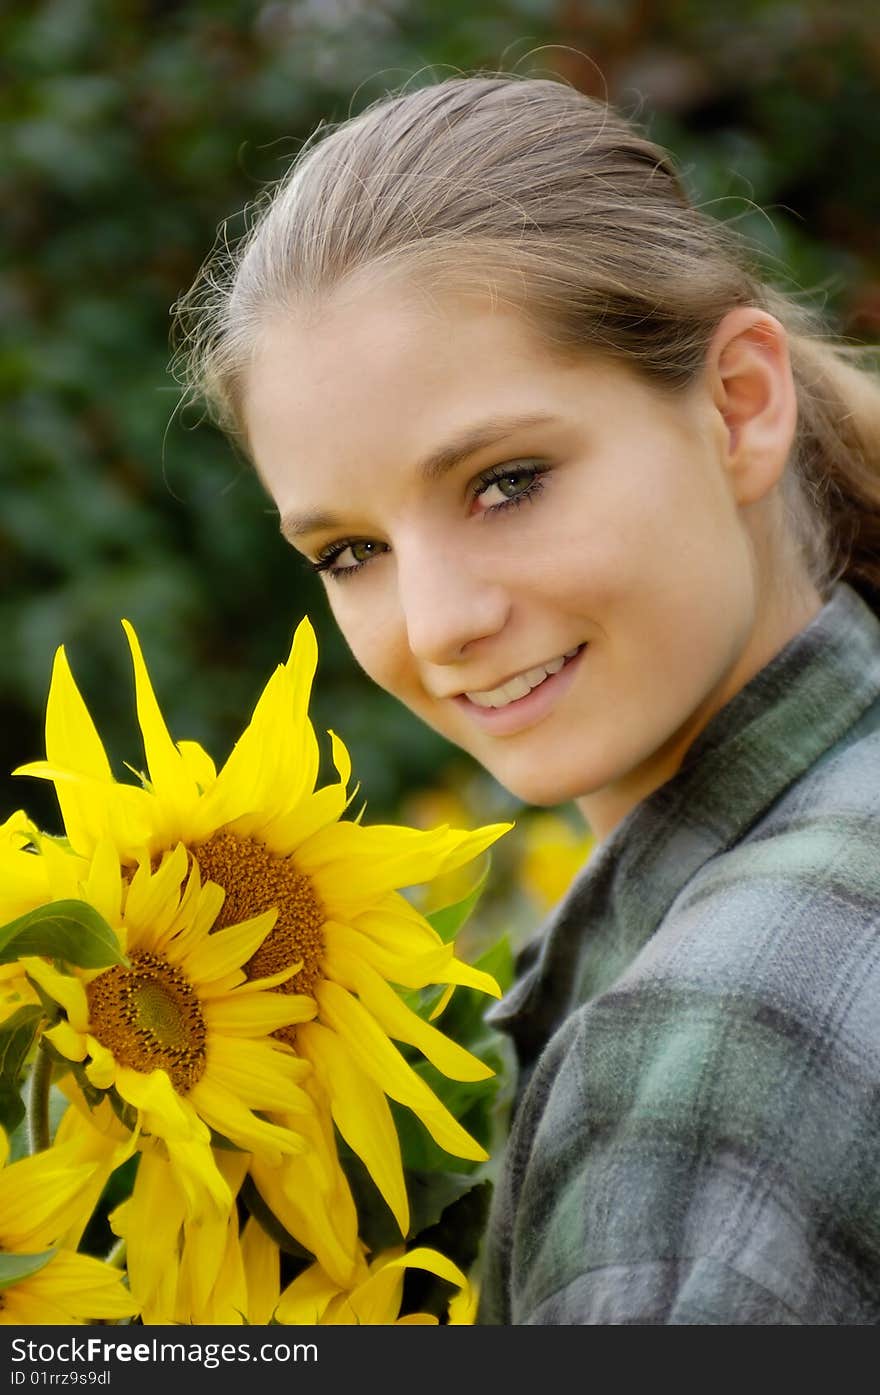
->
xmin=452 ymin=645 xmax=586 ymax=734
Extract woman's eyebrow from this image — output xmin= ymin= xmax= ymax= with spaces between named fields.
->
xmin=416 ymin=410 xmax=558 ymax=481
xmin=280 ymin=410 xmax=558 ymax=541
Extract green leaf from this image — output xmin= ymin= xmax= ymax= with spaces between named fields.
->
xmin=425 ymin=859 xmax=490 ymax=943
xmin=0 ymin=1005 xmax=43 ymax=1132
xmin=0 ymin=900 xmax=126 ymax=968
xmin=0 ymin=1250 xmax=57 ymax=1292
xmin=0 ymin=1086 xmax=26 ymax=1137
xmin=401 ymin=1179 xmax=494 ymax=1319
xmin=336 ymin=1135 xmax=484 ymax=1253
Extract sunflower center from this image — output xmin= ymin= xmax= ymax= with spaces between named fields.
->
xmin=192 ymin=832 xmax=325 ymax=1044
xmin=85 ymin=951 xmax=207 ymax=1092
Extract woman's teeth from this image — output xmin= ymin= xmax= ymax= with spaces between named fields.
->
xmin=465 ymin=649 xmax=580 ymax=708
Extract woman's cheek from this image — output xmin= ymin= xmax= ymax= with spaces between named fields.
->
xmin=334 ymin=604 xmax=406 ymax=695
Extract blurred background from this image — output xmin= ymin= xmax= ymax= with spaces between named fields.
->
xmin=3 ymin=0 xmax=879 ymax=951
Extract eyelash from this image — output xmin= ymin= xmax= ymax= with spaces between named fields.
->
xmin=309 ymin=460 xmax=548 ymax=580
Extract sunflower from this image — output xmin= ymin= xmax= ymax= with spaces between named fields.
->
xmin=16 ymin=619 xmax=510 ymax=1241
xmin=0 ymin=1126 xmax=138 ymax=1325
xmin=20 ymin=838 xmax=317 ymax=1218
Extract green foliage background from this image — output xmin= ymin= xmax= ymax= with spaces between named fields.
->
xmin=3 ymin=0 xmax=879 ymax=838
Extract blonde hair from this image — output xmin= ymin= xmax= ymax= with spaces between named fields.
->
xmin=174 ymin=73 xmax=880 ymax=607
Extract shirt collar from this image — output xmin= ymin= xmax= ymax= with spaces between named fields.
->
xmin=487 ymin=583 xmax=880 ymax=1063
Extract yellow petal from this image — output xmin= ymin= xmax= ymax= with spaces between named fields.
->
xmin=21 ymin=958 xmax=90 ymax=1032
xmin=123 ymin=844 xmax=190 ymax=950
xmin=350 ymin=1246 xmax=470 ymax=1325
xmin=260 ymin=785 xmax=349 ymax=856
xmin=298 ymin=1020 xmax=409 ymax=1236
xmin=40 ymin=645 xmax=112 ymax=848
xmin=176 ymin=1152 xmax=248 ymax=1321
xmin=84 ymin=1035 xmax=117 ymax=1089
xmin=240 ymin=1217 xmax=281 ymax=1326
xmin=428 ymin=984 xmax=455 ymax=1021
xmin=327 ymin=729 xmax=351 ymax=787
xmin=250 ymin=1094 xmax=363 ymax=1291
xmin=14 ymin=763 xmax=156 ymax=863
xmin=122 ymin=619 xmax=200 ymax=815
xmin=0 ymin=1152 xmax=96 ymax=1249
xmin=324 ymin=928 xmax=493 ymax=1081
xmin=186 ymin=1076 xmax=306 ymax=1163
xmin=316 ymin=980 xmax=488 ymax=1162
xmin=44 ymin=1019 xmax=88 ymax=1063
xmin=180 ymin=908 xmax=277 ymax=984
xmin=162 ymin=1136 xmax=232 ymax=1218
xmin=202 ymin=1036 xmax=312 ymax=1110
xmin=200 ymin=638 xmax=320 ymax=835
xmin=110 ymin=1147 xmax=186 ymax=1319
xmin=176 ymin=740 xmax=217 ymax=791
xmin=114 ymin=1066 xmax=207 ymax=1143
xmin=202 ymin=990 xmax=316 ymax=1036
xmin=80 ymin=835 xmax=123 ymax=928
xmin=17 ymin=1250 xmax=139 ymax=1320
xmin=303 ymin=820 xmax=511 ymax=905
xmin=275 ymin=1261 xmax=344 ymax=1325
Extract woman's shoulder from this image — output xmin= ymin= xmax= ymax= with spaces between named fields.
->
xmin=678 ymin=701 xmax=880 ymax=922
xmin=630 ymin=714 xmax=880 ymax=1042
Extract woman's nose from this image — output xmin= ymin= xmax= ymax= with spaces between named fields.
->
xmin=397 ymin=546 xmax=510 ymax=665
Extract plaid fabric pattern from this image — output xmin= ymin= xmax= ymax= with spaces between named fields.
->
xmin=477 ymin=583 xmax=880 ymax=1324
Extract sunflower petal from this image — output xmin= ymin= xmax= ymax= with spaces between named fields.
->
xmin=0 ymin=1152 xmax=96 ymax=1251
xmin=81 ymin=836 xmax=123 ymax=929
xmin=299 ymin=821 xmax=512 ymax=905
xmin=44 ymin=1019 xmax=88 ymax=1063
xmin=323 ymin=929 xmax=493 ymax=1082
xmin=203 ymin=990 xmax=316 ymax=1036
xmin=113 ymin=1066 xmax=208 ymax=1143
xmin=350 ymin=1246 xmax=469 ymax=1325
xmin=186 ymin=1076 xmax=306 ymax=1163
xmin=84 ymin=1035 xmax=117 ymax=1089
xmin=176 ymin=740 xmax=217 ymax=791
xmin=39 ymin=646 xmax=111 ymax=847
xmin=123 ymin=620 xmax=201 ymax=816
xmin=110 ymin=1147 xmax=187 ymax=1320
xmin=202 ymin=1036 xmax=312 ymax=1108
xmin=240 ymin=1216 xmax=281 ymax=1325
xmin=18 ymin=1250 xmax=139 ymax=1320
xmin=315 ymin=981 xmax=488 ymax=1162
xmin=21 ymin=957 xmax=90 ymax=1032
xmin=179 ymin=908 xmax=277 ymax=983
xmin=250 ymin=1121 xmax=362 ymax=1293
xmin=298 ymin=1020 xmax=409 ymax=1236
xmin=275 ymin=1260 xmax=342 ymax=1325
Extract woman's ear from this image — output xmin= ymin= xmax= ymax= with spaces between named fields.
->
xmin=705 ymin=307 xmax=798 ymax=506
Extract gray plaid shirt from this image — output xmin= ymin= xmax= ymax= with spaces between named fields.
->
xmin=477 ymin=583 xmax=880 ymax=1324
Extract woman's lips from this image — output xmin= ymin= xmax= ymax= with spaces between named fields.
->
xmin=452 ymin=645 xmax=586 ymax=735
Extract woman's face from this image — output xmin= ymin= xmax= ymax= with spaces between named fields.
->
xmin=244 ymin=282 xmax=778 ymax=835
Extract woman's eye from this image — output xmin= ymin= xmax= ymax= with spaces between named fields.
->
xmin=344 ymin=541 xmax=381 ymax=565
xmin=474 ymin=463 xmax=546 ymax=512
xmin=311 ymin=538 xmax=387 ymax=578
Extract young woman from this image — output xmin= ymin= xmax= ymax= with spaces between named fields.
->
xmin=176 ymin=73 xmax=880 ymax=1324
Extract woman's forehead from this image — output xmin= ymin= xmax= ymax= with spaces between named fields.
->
xmin=244 ymin=287 xmax=567 ymax=458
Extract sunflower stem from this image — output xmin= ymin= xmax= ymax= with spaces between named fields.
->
xmin=27 ymin=1040 xmax=53 ymax=1155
